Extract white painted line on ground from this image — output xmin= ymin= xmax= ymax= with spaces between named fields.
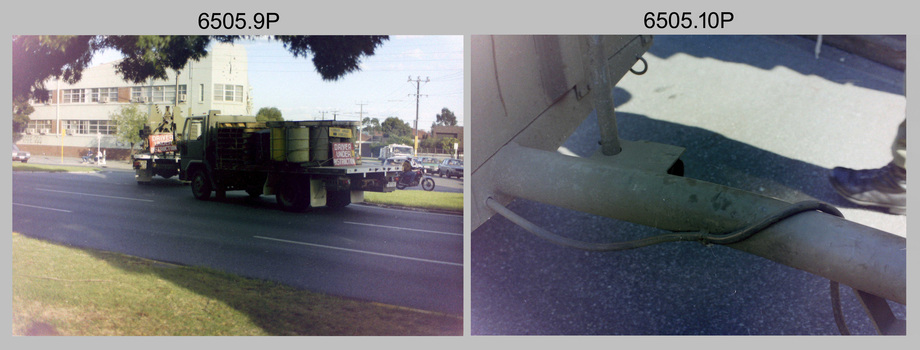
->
xmin=253 ymin=235 xmax=463 ymax=267
xmin=13 ymin=203 xmax=72 ymax=213
xmin=343 ymin=221 xmax=462 ymax=237
xmin=35 ymin=188 xmax=154 ymax=202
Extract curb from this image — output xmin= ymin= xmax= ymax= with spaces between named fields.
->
xmin=355 ymin=202 xmax=462 ymax=216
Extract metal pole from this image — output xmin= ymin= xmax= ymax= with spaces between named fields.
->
xmin=588 ymin=36 xmax=622 ymax=156
xmin=487 ymin=142 xmax=905 ymax=304
xmin=408 ymin=76 xmax=428 ymax=157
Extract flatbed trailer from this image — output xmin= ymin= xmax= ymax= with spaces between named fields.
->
xmin=178 ymin=111 xmax=400 ymax=211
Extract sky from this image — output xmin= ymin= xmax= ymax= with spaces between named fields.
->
xmin=90 ymin=35 xmax=463 ymax=131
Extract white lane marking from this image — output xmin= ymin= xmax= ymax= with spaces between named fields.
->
xmin=13 ymin=203 xmax=73 ymax=213
xmin=253 ymin=235 xmax=463 ymax=267
xmin=344 ymin=221 xmax=462 ymax=237
xmin=36 ymin=188 xmax=154 ymax=202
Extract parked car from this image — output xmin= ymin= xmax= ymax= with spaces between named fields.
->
xmin=12 ymin=144 xmax=30 ymax=163
xmin=417 ymin=157 xmax=440 ymax=174
xmin=438 ymin=158 xmax=463 ymax=179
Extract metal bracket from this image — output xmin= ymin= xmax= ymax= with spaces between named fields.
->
xmin=574 ymin=83 xmax=590 ymax=101
xmin=856 ymin=290 xmax=906 ymax=335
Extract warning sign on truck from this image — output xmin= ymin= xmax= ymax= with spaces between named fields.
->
xmin=149 ymin=134 xmax=177 ymax=153
xmin=332 ymin=142 xmax=356 ymax=166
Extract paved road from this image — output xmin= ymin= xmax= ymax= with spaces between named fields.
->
xmin=400 ymin=173 xmax=464 ymax=193
xmin=471 ymin=35 xmax=906 ymax=335
xmin=12 ymin=169 xmax=463 ymax=316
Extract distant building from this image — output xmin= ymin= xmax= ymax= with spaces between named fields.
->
xmin=18 ymin=42 xmax=250 ymax=159
xmin=431 ymin=125 xmax=461 ymax=140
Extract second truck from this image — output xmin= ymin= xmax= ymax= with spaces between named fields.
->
xmin=176 ymin=110 xmax=400 ymax=211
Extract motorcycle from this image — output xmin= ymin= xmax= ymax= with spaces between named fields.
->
xmin=395 ymin=169 xmax=435 ymax=191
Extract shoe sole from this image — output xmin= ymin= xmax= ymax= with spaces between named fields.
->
xmin=829 ymin=180 xmax=906 ymax=215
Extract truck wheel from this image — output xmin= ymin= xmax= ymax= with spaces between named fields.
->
xmin=191 ymin=170 xmax=212 ymax=200
xmin=327 ymin=190 xmax=351 ymax=209
xmin=277 ymin=179 xmax=310 ymax=212
xmin=421 ymin=177 xmax=435 ymax=191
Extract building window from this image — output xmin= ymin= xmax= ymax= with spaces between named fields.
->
xmin=152 ymin=86 xmax=166 ymax=102
xmin=88 ymin=120 xmax=117 ymax=135
xmin=62 ymin=120 xmax=85 ymax=134
xmin=26 ymin=120 xmax=53 ymax=134
xmin=131 ymin=87 xmax=145 ymax=102
xmin=199 ymin=84 xmax=205 ymax=102
xmin=130 ymin=85 xmax=186 ymax=103
xmin=213 ymin=84 xmax=244 ymax=102
xmin=63 ymin=89 xmax=85 ymax=103
xmin=61 ymin=120 xmax=117 ymax=135
xmin=91 ymin=88 xmax=118 ymax=102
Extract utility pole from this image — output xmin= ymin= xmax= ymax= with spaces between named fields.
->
xmin=356 ymin=102 xmax=368 ymax=156
xmin=408 ymin=76 xmax=429 ymax=156
xmin=319 ymin=109 xmax=339 ymax=121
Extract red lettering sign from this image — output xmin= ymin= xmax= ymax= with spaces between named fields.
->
xmin=149 ymin=134 xmax=176 ymax=153
xmin=331 ymin=142 xmax=355 ymax=166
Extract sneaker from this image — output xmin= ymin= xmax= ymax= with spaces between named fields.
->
xmin=829 ymin=162 xmax=906 ymax=215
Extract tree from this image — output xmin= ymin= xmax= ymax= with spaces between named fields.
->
xmin=110 ymin=104 xmax=149 ymax=155
xmin=12 ymin=96 xmax=34 ymax=142
xmin=256 ymin=107 xmax=284 ymax=122
xmin=12 ymin=35 xmax=99 ymax=103
xmin=440 ymin=137 xmax=459 ymax=154
xmin=380 ymin=117 xmax=411 ymax=138
xmin=434 ymin=107 xmax=458 ymax=127
xmin=361 ymin=117 xmax=381 ymax=134
xmin=12 ymin=35 xmax=389 ymax=104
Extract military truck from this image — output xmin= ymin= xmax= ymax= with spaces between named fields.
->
xmin=177 ymin=110 xmax=400 ymax=211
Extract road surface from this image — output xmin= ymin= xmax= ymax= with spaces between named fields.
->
xmin=12 ymin=169 xmax=463 ymax=316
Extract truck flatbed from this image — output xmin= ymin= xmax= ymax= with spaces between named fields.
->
xmin=305 ymin=162 xmax=402 ymax=175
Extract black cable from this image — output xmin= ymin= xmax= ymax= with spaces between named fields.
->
xmin=486 ymin=197 xmax=842 ymax=251
xmin=830 ymin=281 xmax=850 ymax=335
xmin=485 ymin=196 xmax=852 ymax=334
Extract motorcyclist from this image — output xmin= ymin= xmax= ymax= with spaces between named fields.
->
xmin=81 ymin=149 xmax=94 ymax=164
xmin=400 ymin=157 xmax=418 ymax=185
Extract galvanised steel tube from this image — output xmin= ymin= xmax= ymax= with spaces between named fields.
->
xmin=489 ymin=142 xmax=905 ymax=304
xmin=588 ymin=35 xmax=622 ymax=156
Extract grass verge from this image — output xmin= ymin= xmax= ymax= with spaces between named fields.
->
xmin=12 ymin=162 xmax=102 ymax=173
xmin=364 ymin=190 xmax=462 ymax=213
xmin=12 ymin=232 xmax=462 ymax=336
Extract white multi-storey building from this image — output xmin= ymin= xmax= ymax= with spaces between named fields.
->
xmin=20 ymin=42 xmax=251 ymax=159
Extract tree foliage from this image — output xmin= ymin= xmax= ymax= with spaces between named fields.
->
xmin=274 ymin=36 xmax=388 ymax=81
xmin=380 ymin=117 xmax=411 ymax=138
xmin=12 ymin=35 xmax=99 ymax=103
xmin=110 ymin=104 xmax=149 ymax=154
xmin=434 ymin=107 xmax=458 ymax=127
xmin=12 ymin=35 xmax=389 ymax=104
xmin=361 ymin=117 xmax=381 ymax=135
xmin=440 ymin=137 xmax=460 ymax=154
xmin=12 ymin=97 xmax=34 ymax=132
xmin=256 ymin=107 xmax=284 ymax=122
